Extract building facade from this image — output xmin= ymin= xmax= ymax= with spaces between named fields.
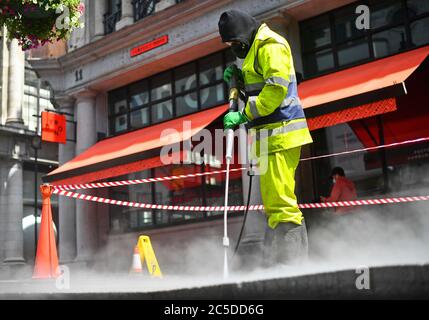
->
xmin=29 ymin=0 xmax=429 ymax=274
xmin=0 ymin=28 xmax=59 ymax=278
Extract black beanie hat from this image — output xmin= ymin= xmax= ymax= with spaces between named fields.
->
xmin=218 ymin=9 xmax=259 ymax=47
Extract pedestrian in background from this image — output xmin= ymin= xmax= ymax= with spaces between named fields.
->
xmin=321 ymin=167 xmax=357 ymax=214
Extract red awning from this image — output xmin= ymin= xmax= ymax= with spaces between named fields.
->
xmin=307 ymin=98 xmax=397 ymax=131
xmin=300 ymin=45 xmax=429 ymax=130
xmin=350 ymin=57 xmax=429 ymax=169
xmin=44 ymin=104 xmax=228 ymax=185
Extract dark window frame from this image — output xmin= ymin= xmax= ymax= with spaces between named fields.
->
xmin=300 ymin=0 xmax=429 ymax=79
xmin=108 ymin=147 xmax=244 ymax=233
xmin=132 ymin=0 xmax=186 ymax=22
xmin=107 ymin=49 xmax=233 ymax=136
xmin=104 ymin=0 xmax=122 ymax=35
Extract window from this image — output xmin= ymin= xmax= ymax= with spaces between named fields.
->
xmin=133 ymin=0 xmax=185 ymax=22
xmin=129 ymin=80 xmax=149 ymax=109
xmin=130 ymin=107 xmax=149 ymax=129
xmin=108 ymin=49 xmax=234 ymax=135
xmin=155 ymin=166 xmax=205 ymax=224
xmin=175 ymin=64 xmax=196 ymax=94
xmin=175 ymin=93 xmax=198 ymax=117
xmin=337 ymin=38 xmax=370 ymax=66
xmin=303 ymin=49 xmax=335 ymax=76
xmin=108 ymin=88 xmax=128 ymax=134
xmin=174 ymin=64 xmax=198 ymax=116
xmin=110 ymin=170 xmax=154 ymax=232
xmin=301 ymin=15 xmax=331 ymax=51
xmin=373 ymin=26 xmax=407 ymax=58
xmin=199 ymin=53 xmax=225 ymax=110
xmin=108 ymin=123 xmax=243 ymax=232
xmin=200 ymin=84 xmax=225 ymax=110
xmin=104 ymin=0 xmax=121 ymax=35
xmin=411 ymin=16 xmax=429 ymax=46
xmin=151 ymin=72 xmax=172 ymax=102
xmin=22 ymin=68 xmax=54 ymax=132
xmin=152 ymin=100 xmax=173 ymax=123
xmin=370 ymin=0 xmax=405 ymax=29
xmin=334 ymin=5 xmax=366 ymax=43
xmin=300 ymin=0 xmax=429 ymax=78
xmin=407 ymin=0 xmax=429 ymax=16
xmin=199 ymin=53 xmax=224 ymax=85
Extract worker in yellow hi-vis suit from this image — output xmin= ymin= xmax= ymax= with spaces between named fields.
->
xmin=218 ymin=9 xmax=313 ymax=266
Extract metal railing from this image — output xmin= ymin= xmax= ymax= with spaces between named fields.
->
xmin=103 ymin=4 xmax=122 ymax=35
xmin=132 ymin=0 xmax=184 ymax=22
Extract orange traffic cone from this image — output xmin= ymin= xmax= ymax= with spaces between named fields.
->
xmin=130 ymin=246 xmax=143 ymax=274
xmin=33 ymin=184 xmax=60 ymax=279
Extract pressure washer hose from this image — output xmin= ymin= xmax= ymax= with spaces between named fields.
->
xmin=233 ymin=164 xmax=253 ymax=257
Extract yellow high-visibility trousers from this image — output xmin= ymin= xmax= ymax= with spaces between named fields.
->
xmin=260 ymin=146 xmax=303 ymax=229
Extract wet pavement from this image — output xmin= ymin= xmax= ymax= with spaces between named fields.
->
xmin=0 ymin=264 xmax=428 ymax=299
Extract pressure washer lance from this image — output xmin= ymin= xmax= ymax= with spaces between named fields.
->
xmin=223 ymin=64 xmax=240 ymax=279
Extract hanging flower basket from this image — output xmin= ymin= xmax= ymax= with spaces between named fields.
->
xmin=0 ymin=0 xmax=85 ymax=50
xmin=10 ymin=1 xmax=56 ymax=19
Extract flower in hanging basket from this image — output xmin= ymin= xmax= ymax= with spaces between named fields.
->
xmin=0 ymin=0 xmax=85 ymax=50
xmin=77 ymin=2 xmax=84 ymax=15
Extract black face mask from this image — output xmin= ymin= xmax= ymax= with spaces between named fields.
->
xmin=231 ymin=42 xmax=249 ymax=59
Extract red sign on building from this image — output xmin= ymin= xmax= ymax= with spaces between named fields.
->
xmin=130 ymin=35 xmax=169 ymax=58
xmin=41 ymin=111 xmax=66 ymax=144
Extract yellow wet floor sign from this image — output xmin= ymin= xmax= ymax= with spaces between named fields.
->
xmin=137 ymin=235 xmax=162 ymax=278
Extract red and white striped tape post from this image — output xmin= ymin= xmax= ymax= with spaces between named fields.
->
xmin=53 ymin=189 xmax=429 ymax=211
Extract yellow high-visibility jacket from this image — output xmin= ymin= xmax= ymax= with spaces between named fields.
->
xmin=242 ymin=23 xmax=313 ymax=156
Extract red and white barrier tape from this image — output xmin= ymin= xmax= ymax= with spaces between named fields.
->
xmin=300 ymin=137 xmax=429 ymax=162
xmin=53 ymin=189 xmax=429 ymax=211
xmin=53 ymin=168 xmax=246 ymax=191
xmin=52 ymin=137 xmax=429 ymax=192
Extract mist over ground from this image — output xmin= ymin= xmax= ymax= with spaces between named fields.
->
xmin=1 ymin=189 xmax=428 ymax=295
xmin=17 ymin=201 xmax=427 ymax=294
